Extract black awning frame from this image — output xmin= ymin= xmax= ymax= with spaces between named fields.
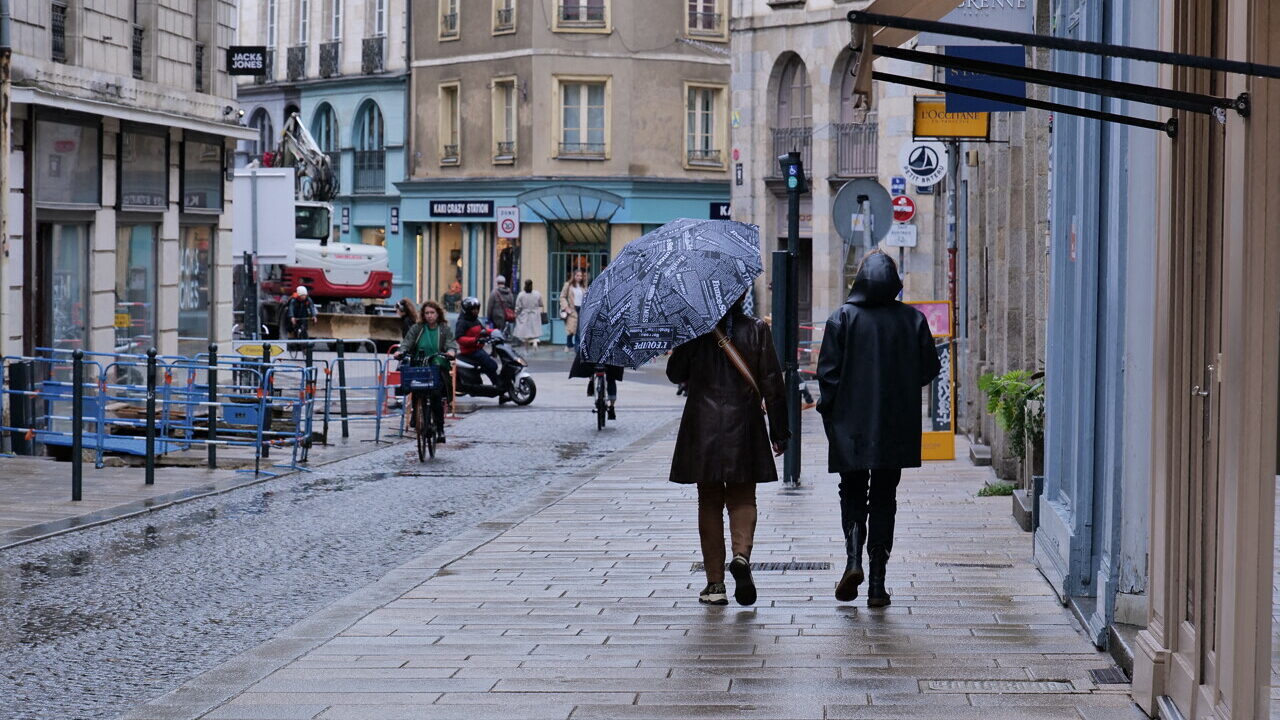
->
xmin=848 ymin=9 xmax=1280 ymax=136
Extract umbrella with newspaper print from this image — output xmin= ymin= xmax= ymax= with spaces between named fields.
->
xmin=576 ymin=218 xmax=763 ymax=369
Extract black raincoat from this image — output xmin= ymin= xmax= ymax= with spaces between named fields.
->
xmin=816 ymin=253 xmax=942 ymax=472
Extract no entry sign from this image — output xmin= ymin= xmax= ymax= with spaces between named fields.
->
xmin=892 ymin=195 xmax=916 ymax=223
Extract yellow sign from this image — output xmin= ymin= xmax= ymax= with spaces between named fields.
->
xmin=913 ymin=96 xmax=990 ymax=140
xmin=235 ymin=343 xmax=285 ymax=358
xmin=114 ymin=313 xmax=132 ymax=329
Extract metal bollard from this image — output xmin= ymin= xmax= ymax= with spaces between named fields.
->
xmin=207 ymin=343 xmax=218 ymax=468
xmin=260 ymin=342 xmax=272 ymax=459
xmin=335 ymin=342 xmax=350 ymax=439
xmin=10 ymin=360 xmax=35 ymax=455
xmin=145 ymin=347 xmax=157 ymax=486
xmin=71 ymin=350 xmax=84 ymax=501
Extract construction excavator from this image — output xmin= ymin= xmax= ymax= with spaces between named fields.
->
xmin=246 ymin=113 xmax=401 ymax=346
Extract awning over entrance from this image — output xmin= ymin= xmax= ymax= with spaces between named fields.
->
xmin=516 ymin=185 xmax=625 ymax=224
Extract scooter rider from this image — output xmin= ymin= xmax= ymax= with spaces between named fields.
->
xmin=455 ymin=296 xmax=508 ymax=396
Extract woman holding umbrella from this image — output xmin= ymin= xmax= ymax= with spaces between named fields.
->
xmin=667 ymin=295 xmax=788 ymax=606
xmin=575 ymin=217 xmax=788 ymax=607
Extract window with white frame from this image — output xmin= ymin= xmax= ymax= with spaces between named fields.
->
xmin=297 ymin=0 xmax=310 ymax=43
xmin=329 ymin=0 xmax=342 ymax=40
xmin=266 ymin=0 xmax=278 ymax=46
xmin=493 ymin=0 xmax=515 ymax=32
xmin=440 ymin=83 xmax=460 ymax=164
xmin=493 ymin=78 xmax=517 ymax=161
xmin=686 ymin=85 xmax=724 ymax=167
xmin=558 ymin=79 xmax=607 ymax=158
xmin=440 ymin=0 xmax=458 ymax=38
xmin=374 ymin=0 xmax=386 ymax=36
xmin=556 ymin=0 xmax=606 ymax=29
xmin=686 ymin=0 xmax=723 ymax=37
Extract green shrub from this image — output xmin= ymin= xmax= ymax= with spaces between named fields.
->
xmin=978 ymin=482 xmax=1016 ymax=497
xmin=977 ymin=370 xmax=1045 ymax=461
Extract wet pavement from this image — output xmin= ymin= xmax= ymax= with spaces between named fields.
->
xmin=123 ymin=413 xmax=1144 ymax=720
xmin=0 ymin=364 xmax=683 ymax=720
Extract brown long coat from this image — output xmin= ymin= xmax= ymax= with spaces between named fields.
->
xmin=666 ymin=310 xmax=790 ymax=484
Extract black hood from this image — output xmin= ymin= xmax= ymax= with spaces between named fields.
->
xmin=847 ymin=252 xmax=902 ymax=306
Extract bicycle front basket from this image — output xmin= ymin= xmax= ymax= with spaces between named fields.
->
xmin=400 ymin=365 xmax=442 ymax=392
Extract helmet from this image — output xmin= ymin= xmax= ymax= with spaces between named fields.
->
xmin=460 ymin=296 xmax=481 ymax=313
xmin=296 ymin=286 xmax=309 ymax=296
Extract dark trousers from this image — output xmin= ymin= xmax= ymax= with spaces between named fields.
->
xmin=839 ymin=469 xmax=902 ymax=554
xmin=462 ymin=350 xmax=502 ymax=387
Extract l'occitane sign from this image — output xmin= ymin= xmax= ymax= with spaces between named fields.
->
xmin=913 ymin=96 xmax=990 ymax=140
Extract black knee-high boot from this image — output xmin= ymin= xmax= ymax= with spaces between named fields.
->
xmin=866 ymin=545 xmax=891 ymax=608
xmin=834 ymin=521 xmax=865 ymax=602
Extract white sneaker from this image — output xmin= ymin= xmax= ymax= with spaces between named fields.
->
xmin=698 ymin=582 xmax=728 ymax=605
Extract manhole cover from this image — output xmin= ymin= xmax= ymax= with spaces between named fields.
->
xmin=925 ymin=679 xmax=1075 ymax=693
xmin=691 ymin=561 xmax=831 ymax=571
xmin=935 ymin=562 xmax=1014 ymax=568
xmin=1089 ymin=666 xmax=1128 ymax=684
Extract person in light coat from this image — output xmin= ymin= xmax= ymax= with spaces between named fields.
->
xmin=514 ymin=279 xmax=544 ymax=350
xmin=559 ymin=269 xmax=589 ymax=352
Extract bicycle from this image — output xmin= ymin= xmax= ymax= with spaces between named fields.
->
xmin=400 ymin=354 xmax=448 ymax=461
xmin=592 ymin=363 xmax=609 ymax=431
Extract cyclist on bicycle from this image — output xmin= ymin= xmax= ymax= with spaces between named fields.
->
xmin=284 ymin=285 xmax=317 ymax=340
xmin=401 ymin=300 xmax=456 ymax=444
xmin=569 ymin=351 xmax=623 ymax=420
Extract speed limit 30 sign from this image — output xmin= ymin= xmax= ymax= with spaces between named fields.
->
xmin=496 ymin=206 xmax=520 ymax=239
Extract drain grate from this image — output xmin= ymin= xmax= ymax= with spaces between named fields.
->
xmin=936 ymin=561 xmax=1014 ymax=569
xmin=1088 ymin=666 xmax=1129 ymax=685
xmin=691 ymin=561 xmax=832 ymax=572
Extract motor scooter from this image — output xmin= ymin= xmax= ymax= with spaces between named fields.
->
xmin=455 ymin=329 xmax=536 ymax=405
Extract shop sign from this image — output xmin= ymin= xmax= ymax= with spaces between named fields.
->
xmin=918 ymin=1 xmax=1034 ymax=47
xmin=226 ymin=46 xmax=268 ymax=76
xmin=913 ymin=97 xmax=990 ymax=140
xmin=431 ymin=200 xmax=494 ymax=218
xmin=389 ymin=206 xmax=400 ymax=234
xmin=944 ymin=45 xmax=1027 ymax=113
xmin=710 ymin=202 xmax=731 ymax=220
xmin=496 ymin=206 xmax=520 ymax=238
xmin=341 ymin=206 xmax=350 ymax=233
xmin=900 ymin=141 xmax=950 ymax=186
xmin=774 ymin=197 xmax=813 ymax=237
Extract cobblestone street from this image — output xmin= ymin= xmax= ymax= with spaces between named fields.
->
xmin=126 ymin=417 xmax=1142 ymax=720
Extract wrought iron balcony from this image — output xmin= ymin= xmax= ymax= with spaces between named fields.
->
xmin=52 ymin=1 xmax=67 ymax=62
xmin=558 ymin=3 xmax=605 ymax=27
xmin=131 ymin=25 xmax=144 ymax=78
xmin=770 ymin=126 xmax=812 ymax=176
xmin=362 ymin=36 xmax=385 ymax=74
xmin=320 ymin=41 xmax=340 ymax=78
xmin=495 ymin=6 xmax=514 ymax=30
xmin=352 ymin=149 xmax=385 ymax=193
xmin=440 ymin=12 xmax=458 ymax=36
xmin=687 ymin=11 xmax=722 ymax=35
xmin=254 ymin=49 xmax=275 ymax=84
xmin=687 ymin=148 xmax=723 ymax=166
xmin=495 ymin=140 xmax=516 ymax=160
xmin=833 ymin=121 xmax=878 ymax=178
xmin=441 ymin=144 xmax=459 ymax=164
xmin=287 ymin=45 xmax=307 ymax=81
xmin=558 ymin=141 xmax=606 ymax=158
xmin=194 ymin=42 xmax=206 ymax=92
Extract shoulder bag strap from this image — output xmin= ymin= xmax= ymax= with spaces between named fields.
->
xmin=711 ymin=327 xmax=767 ymax=413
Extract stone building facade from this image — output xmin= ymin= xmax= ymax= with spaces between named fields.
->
xmin=6 ymin=0 xmax=251 ymax=358
xmin=234 ymin=0 xmax=412 ymax=298
xmin=400 ymin=0 xmax=731 ymax=337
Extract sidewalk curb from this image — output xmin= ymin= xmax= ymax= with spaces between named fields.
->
xmin=1 ymin=429 xmax=422 ymax=551
xmin=123 ymin=416 xmax=680 ymax=720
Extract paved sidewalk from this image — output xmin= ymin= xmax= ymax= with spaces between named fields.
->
xmin=127 ymin=419 xmax=1143 ymax=720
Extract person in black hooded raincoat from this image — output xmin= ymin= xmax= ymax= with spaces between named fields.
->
xmin=817 ymin=250 xmax=941 ymax=608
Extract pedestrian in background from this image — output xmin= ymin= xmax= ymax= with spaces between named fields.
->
xmin=559 ymin=269 xmax=589 ymax=353
xmin=667 ymin=295 xmax=789 ymax=607
xmin=395 ymin=297 xmax=419 ymax=338
xmin=514 ymin=279 xmax=544 ymax=351
xmin=817 ymin=250 xmax=941 ymax=608
xmin=487 ymin=276 xmax=516 ymax=332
